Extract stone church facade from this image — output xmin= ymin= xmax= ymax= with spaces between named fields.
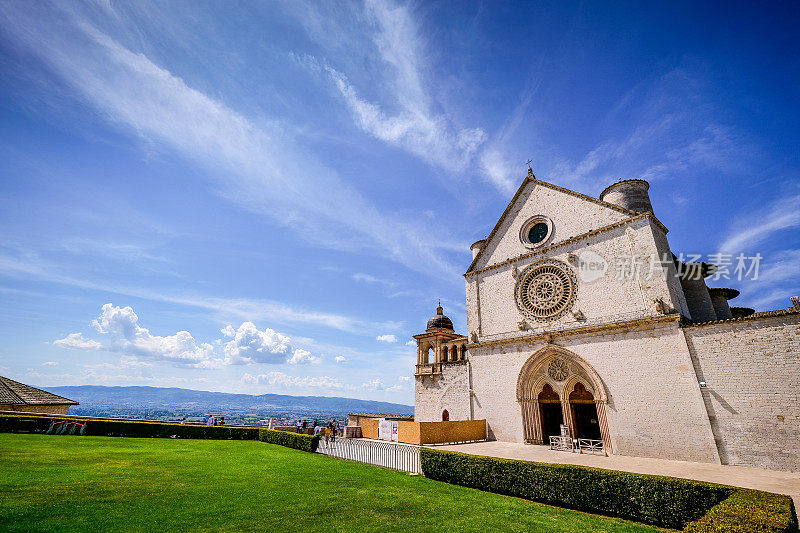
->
xmin=414 ymin=170 xmax=800 ymax=472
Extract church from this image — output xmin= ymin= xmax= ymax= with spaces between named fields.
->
xmin=413 ymin=170 xmax=800 ymax=473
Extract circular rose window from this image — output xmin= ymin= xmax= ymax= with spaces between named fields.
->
xmin=515 ymin=259 xmax=577 ymax=321
xmin=548 ymin=359 xmax=569 ymax=381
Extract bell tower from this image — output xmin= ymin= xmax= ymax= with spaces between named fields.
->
xmin=413 ymin=303 xmax=470 ymax=422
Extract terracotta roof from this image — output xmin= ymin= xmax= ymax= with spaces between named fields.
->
xmin=0 ymin=376 xmax=78 ymax=406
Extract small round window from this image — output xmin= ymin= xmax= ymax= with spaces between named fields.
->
xmin=520 ymin=216 xmax=553 ymax=248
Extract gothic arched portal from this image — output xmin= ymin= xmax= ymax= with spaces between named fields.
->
xmin=517 ymin=345 xmax=612 ymax=452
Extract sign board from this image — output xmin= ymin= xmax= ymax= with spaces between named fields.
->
xmin=378 ymin=418 xmax=392 ymax=441
xmin=391 ymin=421 xmax=398 ymax=442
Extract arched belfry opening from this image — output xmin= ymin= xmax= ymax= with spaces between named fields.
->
xmin=442 ymin=409 xmax=449 ymax=421
xmin=517 ymin=345 xmax=612 ymax=452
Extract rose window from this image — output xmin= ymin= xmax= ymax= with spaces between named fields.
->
xmin=515 ymin=260 xmax=576 ymax=321
xmin=547 ymin=359 xmax=570 ymax=381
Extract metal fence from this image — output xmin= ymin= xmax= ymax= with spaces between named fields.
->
xmin=316 ymin=438 xmax=421 ymax=474
xmin=549 ymin=435 xmax=606 ymax=455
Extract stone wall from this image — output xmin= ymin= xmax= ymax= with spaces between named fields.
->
xmin=473 ymin=180 xmax=627 ymax=271
xmin=470 ymin=217 xmax=683 ymax=343
xmin=468 ymin=320 xmax=720 ymax=464
xmin=414 ymin=361 xmax=470 ymax=422
xmin=684 ymin=314 xmax=800 ymax=472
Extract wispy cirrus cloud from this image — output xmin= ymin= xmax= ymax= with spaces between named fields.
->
xmin=0 ymin=3 xmax=462 ymax=281
xmin=299 ymin=0 xmax=487 ymax=175
xmin=717 ymin=195 xmax=800 ymax=254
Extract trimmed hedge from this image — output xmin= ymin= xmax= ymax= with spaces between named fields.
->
xmin=0 ymin=414 xmax=259 ymax=440
xmin=258 ymin=428 xmax=319 ymax=453
xmin=420 ymin=448 xmax=798 ymax=532
xmin=685 ymin=489 xmax=798 ymax=533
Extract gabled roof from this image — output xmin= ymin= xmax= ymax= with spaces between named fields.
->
xmin=0 ymin=376 xmax=78 ymax=406
xmin=465 ymin=171 xmax=668 ymax=274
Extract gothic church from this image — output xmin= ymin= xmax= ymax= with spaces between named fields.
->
xmin=414 ymin=171 xmax=800 ymax=473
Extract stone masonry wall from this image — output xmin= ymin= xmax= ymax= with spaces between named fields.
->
xmin=684 ymin=314 xmax=800 ymax=472
xmin=415 ymin=362 xmax=470 ymax=422
xmin=471 ymin=217 xmax=683 ymax=342
xmin=468 ymin=322 xmax=720 ymax=464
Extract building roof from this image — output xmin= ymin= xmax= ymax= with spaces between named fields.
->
xmin=0 ymin=376 xmax=78 ymax=406
xmin=426 ymin=304 xmax=454 ymax=331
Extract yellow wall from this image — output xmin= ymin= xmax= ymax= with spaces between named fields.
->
xmin=397 ymin=420 xmax=421 ymax=444
xmin=360 ymin=418 xmax=379 ymax=439
xmin=420 ymin=419 xmax=486 ymax=444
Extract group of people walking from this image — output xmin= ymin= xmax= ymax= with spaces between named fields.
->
xmin=296 ymin=419 xmax=339 ymax=443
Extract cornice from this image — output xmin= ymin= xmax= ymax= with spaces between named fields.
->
xmin=466 ymin=313 xmax=682 ymax=350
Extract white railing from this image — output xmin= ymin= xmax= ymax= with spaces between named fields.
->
xmin=576 ymin=438 xmax=604 ymax=455
xmin=317 ymin=438 xmax=421 ymax=474
xmin=549 ymin=435 xmax=573 ymax=451
xmin=549 ymin=436 xmax=605 ymax=455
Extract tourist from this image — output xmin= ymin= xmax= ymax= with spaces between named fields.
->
xmin=219 ymin=416 xmax=225 ymax=426
xmin=301 ymin=420 xmax=307 ymax=434
xmin=330 ymin=422 xmax=337 ymax=443
xmin=296 ymin=420 xmax=302 ymax=433
xmin=314 ymin=423 xmax=321 ymax=436
xmin=207 ymin=415 xmax=214 ymax=426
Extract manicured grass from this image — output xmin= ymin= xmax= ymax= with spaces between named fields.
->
xmin=0 ymin=434 xmax=668 ymax=532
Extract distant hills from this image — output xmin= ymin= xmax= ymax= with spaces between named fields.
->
xmin=45 ymin=385 xmax=414 ymax=422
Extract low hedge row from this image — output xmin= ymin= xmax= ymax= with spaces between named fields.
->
xmin=258 ymin=428 xmax=319 ymax=453
xmin=0 ymin=414 xmax=259 ymax=440
xmin=420 ymin=448 xmax=797 ymax=532
xmin=685 ymin=489 xmax=798 ymax=533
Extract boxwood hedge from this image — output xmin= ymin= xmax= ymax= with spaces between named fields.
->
xmin=258 ymin=428 xmax=319 ymax=453
xmin=420 ymin=448 xmax=797 ymax=532
xmin=0 ymin=413 xmax=258 ymax=440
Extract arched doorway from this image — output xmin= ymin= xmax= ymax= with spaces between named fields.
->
xmin=537 ymin=384 xmax=563 ymax=442
xmin=516 ymin=345 xmax=613 ymax=452
xmin=569 ymin=382 xmax=601 ymax=440
xmin=442 ymin=409 xmax=449 ymax=421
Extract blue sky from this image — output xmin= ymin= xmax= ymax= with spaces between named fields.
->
xmin=1 ymin=1 xmax=798 ymax=404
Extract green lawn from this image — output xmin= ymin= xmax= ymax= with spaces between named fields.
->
xmin=0 ymin=434 xmax=668 ymax=532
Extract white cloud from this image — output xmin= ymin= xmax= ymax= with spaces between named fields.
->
xmin=405 ymin=340 xmax=416 ymax=346
xmin=54 ymin=304 xmax=329 ymax=369
xmin=362 ymin=378 xmax=385 ymax=391
xmin=222 ymin=321 xmax=293 ymax=365
xmin=386 ymin=384 xmax=403 ymax=392
xmin=41 ymin=361 xmax=59 ymax=367
xmin=85 ymin=303 xmax=217 ymax=366
xmin=242 ymin=371 xmax=343 ymax=390
xmin=0 ymin=6 xmax=462 ymax=281
xmin=319 ymin=0 xmax=486 ymax=174
xmin=53 ymin=333 xmax=102 ymax=351
xmin=376 ymin=334 xmax=398 ymax=343
xmin=398 ymin=375 xmax=410 ymax=382
xmin=287 ymin=349 xmax=322 ymax=365
xmin=717 ymin=195 xmax=800 ymax=254
xmin=334 ymin=356 xmax=346 ymax=363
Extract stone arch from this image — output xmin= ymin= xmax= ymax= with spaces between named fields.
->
xmin=517 ymin=345 xmax=612 ymax=451
xmin=516 ymin=345 xmax=608 ymax=403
